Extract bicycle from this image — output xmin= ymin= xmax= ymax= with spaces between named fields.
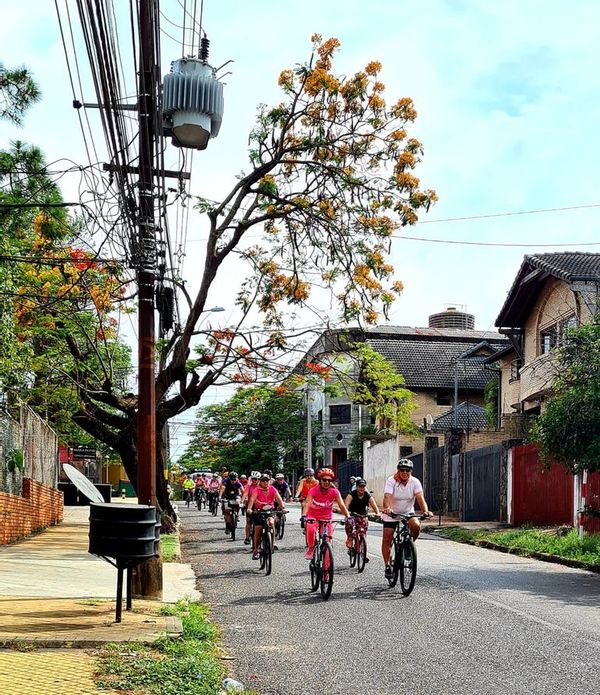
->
xmin=386 ymin=512 xmax=428 ymax=595
xmin=195 ymin=487 xmax=207 ymax=511
xmin=306 ymin=518 xmax=344 ymax=600
xmin=184 ymin=488 xmax=194 ymax=508
xmin=253 ymin=507 xmax=287 ymax=576
xmin=224 ymin=497 xmax=241 ymax=541
xmin=208 ymin=491 xmax=219 ymax=515
xmin=347 ymin=513 xmax=369 ymax=573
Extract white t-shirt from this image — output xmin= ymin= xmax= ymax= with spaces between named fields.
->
xmin=382 ymin=475 xmax=423 ymax=520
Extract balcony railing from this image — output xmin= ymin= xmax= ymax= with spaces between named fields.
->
xmin=519 ymin=352 xmax=558 ymax=403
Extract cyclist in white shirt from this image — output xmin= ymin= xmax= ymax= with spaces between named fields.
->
xmin=381 ymin=458 xmax=433 ymax=579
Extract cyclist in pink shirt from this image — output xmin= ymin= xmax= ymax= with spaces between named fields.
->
xmin=302 ymin=468 xmax=350 ymax=560
xmin=241 ymin=472 xmax=260 ymax=544
xmin=247 ymin=473 xmax=286 ymax=560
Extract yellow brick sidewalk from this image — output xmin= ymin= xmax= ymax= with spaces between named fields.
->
xmin=0 ymin=649 xmax=118 ymax=694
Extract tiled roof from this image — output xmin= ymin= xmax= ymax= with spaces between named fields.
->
xmin=366 ymin=335 xmax=507 ymax=390
xmin=496 ymin=252 xmax=600 ymax=327
xmin=365 ymin=325 xmax=502 ymax=341
xmin=430 ymin=402 xmax=490 ymax=431
xmin=527 ymin=252 xmax=600 ymax=281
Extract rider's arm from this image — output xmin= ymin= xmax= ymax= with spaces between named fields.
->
xmin=382 ymin=492 xmax=393 ymax=515
xmin=273 ymin=491 xmax=285 ymax=510
xmin=335 ymin=491 xmax=350 ymax=518
xmin=295 ymin=479 xmax=303 ymax=498
xmin=344 ymin=493 xmax=353 ymax=510
xmin=369 ymin=495 xmax=380 ymax=516
xmin=302 ymin=494 xmax=313 ymax=517
xmin=218 ymin=484 xmax=225 ymax=498
xmin=415 ymin=491 xmax=432 ymax=516
xmin=247 ymin=491 xmax=257 ymax=514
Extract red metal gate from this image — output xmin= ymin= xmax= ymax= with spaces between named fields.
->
xmin=512 ymin=444 xmax=573 ymax=526
xmin=584 ymin=472 xmax=600 ymax=534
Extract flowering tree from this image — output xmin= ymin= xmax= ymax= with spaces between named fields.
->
xmin=5 ymin=37 xmax=436 ymax=527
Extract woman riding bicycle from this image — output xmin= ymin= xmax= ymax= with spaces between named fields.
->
xmin=247 ymin=473 xmax=286 ymax=560
xmin=301 ymin=468 xmax=350 ymax=560
xmin=344 ymin=478 xmax=380 ymax=557
xmin=295 ymin=467 xmax=318 ymax=501
xmin=241 ymin=472 xmax=261 ymax=545
xmin=381 ymin=459 xmax=433 ymax=579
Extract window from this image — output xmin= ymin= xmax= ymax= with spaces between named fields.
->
xmin=436 ymin=389 xmax=453 ymax=406
xmin=329 ymin=404 xmax=351 ymax=425
xmin=539 ymin=313 xmax=577 ymax=355
xmin=400 ymin=446 xmax=413 ymax=457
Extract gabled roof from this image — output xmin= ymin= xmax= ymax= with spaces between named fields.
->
xmin=430 ymin=402 xmax=490 ymax=432
xmin=297 ymin=325 xmax=509 ymax=391
xmin=496 ymin=252 xmax=600 ymax=328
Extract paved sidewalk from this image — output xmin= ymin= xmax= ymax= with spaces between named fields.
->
xmin=0 ymin=504 xmax=199 ymax=693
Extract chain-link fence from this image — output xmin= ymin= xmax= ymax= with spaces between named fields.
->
xmin=0 ymin=406 xmax=58 ymax=494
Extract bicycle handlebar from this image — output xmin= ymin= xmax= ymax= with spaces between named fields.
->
xmin=385 ymin=511 xmax=430 ymax=521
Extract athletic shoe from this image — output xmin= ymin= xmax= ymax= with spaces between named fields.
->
xmin=384 ymin=565 xmax=392 ymax=579
xmin=243 ymin=538 xmax=251 ymax=545
xmin=304 ymin=549 xmax=313 ymax=560
xmin=225 ymin=528 xmax=230 ymax=536
xmin=252 ymin=552 xmax=259 ymax=560
xmin=364 ymin=557 xmax=370 ymax=563
xmin=273 ymin=544 xmax=278 ymax=551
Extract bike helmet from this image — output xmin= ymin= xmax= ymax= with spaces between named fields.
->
xmin=317 ymin=467 xmax=335 ymax=480
xmin=263 ymin=469 xmax=273 ymax=478
xmin=350 ymin=476 xmax=356 ymax=483
xmin=397 ymin=458 xmax=413 ymax=470
xmin=275 ymin=473 xmax=285 ymax=479
xmin=251 ymin=471 xmax=261 ymax=479
xmin=239 ymin=474 xmax=247 ymax=480
xmin=259 ymin=473 xmax=270 ymax=481
xmin=355 ymin=478 xmax=367 ymax=486
xmin=229 ymin=471 xmax=239 ymax=480
xmin=304 ymin=467 xmax=315 ymax=477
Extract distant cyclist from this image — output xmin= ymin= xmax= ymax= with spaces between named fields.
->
xmin=295 ymin=468 xmax=318 ymax=501
xmin=247 ymin=473 xmax=286 ymax=560
xmin=220 ymin=471 xmax=243 ymax=535
xmin=241 ymin=472 xmax=260 ymax=544
xmin=344 ymin=478 xmax=379 ymax=555
xmin=301 ymin=468 xmax=350 ymax=560
xmin=381 ymin=459 xmax=433 ymax=579
xmin=182 ymin=475 xmax=194 ymax=503
xmin=273 ymin=473 xmax=291 ymax=502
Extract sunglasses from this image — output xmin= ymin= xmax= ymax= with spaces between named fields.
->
xmin=398 ymin=468 xmax=411 ymax=472
xmin=357 ymin=483 xmax=367 ymax=487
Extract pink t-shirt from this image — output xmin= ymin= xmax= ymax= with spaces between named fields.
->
xmin=244 ymin=482 xmax=258 ymax=497
xmin=251 ymin=485 xmax=277 ymax=510
xmin=306 ymin=485 xmax=338 ymax=521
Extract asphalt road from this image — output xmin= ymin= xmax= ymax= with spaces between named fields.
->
xmin=180 ymin=504 xmax=600 ymax=695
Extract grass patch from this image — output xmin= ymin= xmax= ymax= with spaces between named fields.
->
xmin=437 ymin=527 xmax=600 ymax=565
xmin=96 ymin=600 xmax=225 ymax=695
xmin=160 ymin=533 xmax=179 ymax=563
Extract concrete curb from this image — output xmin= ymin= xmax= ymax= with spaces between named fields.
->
xmin=432 ymin=531 xmax=600 ymax=574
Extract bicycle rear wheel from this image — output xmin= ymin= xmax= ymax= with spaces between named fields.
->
xmin=399 ymin=539 xmax=417 ymax=595
xmin=387 ymin=538 xmax=400 ymax=587
xmin=262 ymin=531 xmax=272 ymax=576
xmin=320 ymin=542 xmax=334 ymax=600
xmin=357 ymin=536 xmax=367 ymax=573
xmin=310 ymin=545 xmax=320 ymax=591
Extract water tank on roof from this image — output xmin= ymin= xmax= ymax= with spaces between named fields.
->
xmin=428 ymin=306 xmax=475 ymax=330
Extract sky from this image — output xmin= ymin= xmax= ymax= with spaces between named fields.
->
xmin=2 ymin=0 xmax=600 ymax=457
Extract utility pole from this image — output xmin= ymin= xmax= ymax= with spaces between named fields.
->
xmin=132 ymin=0 xmax=162 ymax=599
xmin=306 ymin=384 xmax=312 ymax=468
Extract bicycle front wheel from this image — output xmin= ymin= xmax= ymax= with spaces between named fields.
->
xmin=320 ymin=542 xmax=334 ymax=600
xmin=399 ymin=539 xmax=417 ymax=595
xmin=262 ymin=531 xmax=272 ymax=576
xmin=387 ymin=538 xmax=400 ymax=588
xmin=277 ymin=514 xmax=285 ymax=540
xmin=357 ymin=536 xmax=367 ymax=573
xmin=310 ymin=544 xmax=320 ymax=591
xmin=231 ymin=512 xmax=238 ymax=541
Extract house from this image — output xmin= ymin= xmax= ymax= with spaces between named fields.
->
xmin=298 ymin=307 xmax=509 ymax=470
xmin=491 ymin=252 xmax=600 ymax=428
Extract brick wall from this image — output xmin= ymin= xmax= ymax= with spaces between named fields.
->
xmin=462 ymin=430 xmax=506 ymax=452
xmin=0 ymin=478 xmax=63 ymax=545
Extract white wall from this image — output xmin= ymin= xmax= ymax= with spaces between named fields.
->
xmin=363 ymin=436 xmax=398 ymax=506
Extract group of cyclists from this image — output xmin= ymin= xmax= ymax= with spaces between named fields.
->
xmin=181 ymin=458 xmax=433 ymax=583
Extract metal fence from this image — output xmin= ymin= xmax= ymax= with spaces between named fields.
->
xmin=463 ymin=443 xmax=501 ymax=521
xmin=0 ymin=406 xmax=58 ymax=495
xmin=337 ymin=459 xmax=363 ymax=496
xmin=425 ymin=445 xmax=445 ymax=512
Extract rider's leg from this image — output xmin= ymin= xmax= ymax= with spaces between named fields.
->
xmin=345 ymin=517 xmax=354 ymax=548
xmin=408 ymin=517 xmax=421 ymax=540
xmin=381 ymin=526 xmax=394 ymax=566
xmin=252 ymin=517 xmax=262 ymax=557
xmin=224 ymin=509 xmax=231 ymax=533
xmin=245 ymin=514 xmax=251 ymax=541
xmin=305 ymin=520 xmax=317 ymax=559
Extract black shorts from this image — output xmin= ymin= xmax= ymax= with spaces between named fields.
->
xmin=252 ymin=511 xmax=273 ymax=527
xmin=382 ymin=521 xmax=400 ymax=529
